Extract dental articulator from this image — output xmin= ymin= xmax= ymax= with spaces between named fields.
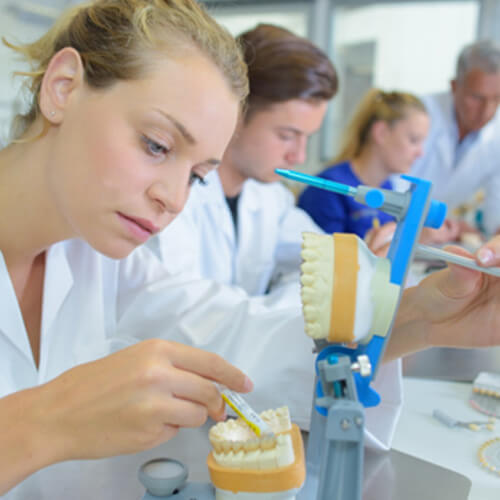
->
xmin=138 ymin=171 xmax=500 ymax=499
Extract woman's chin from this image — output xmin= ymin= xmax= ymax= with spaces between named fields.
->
xmin=91 ymin=238 xmax=140 ymax=260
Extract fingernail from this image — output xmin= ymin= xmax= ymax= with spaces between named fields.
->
xmin=243 ymin=376 xmax=253 ymax=392
xmin=478 ymin=248 xmax=494 ymax=265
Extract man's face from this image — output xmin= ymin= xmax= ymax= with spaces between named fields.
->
xmin=224 ymin=99 xmax=328 ymax=183
xmin=452 ymin=68 xmax=500 ymax=136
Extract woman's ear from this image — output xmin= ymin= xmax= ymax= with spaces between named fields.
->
xmin=370 ymin=119 xmax=389 ymax=146
xmin=39 ymin=47 xmax=84 ymax=123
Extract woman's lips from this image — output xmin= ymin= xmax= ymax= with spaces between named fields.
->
xmin=117 ymin=212 xmax=159 ymax=243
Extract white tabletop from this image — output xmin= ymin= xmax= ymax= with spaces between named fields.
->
xmin=392 ymin=377 xmax=499 ymax=500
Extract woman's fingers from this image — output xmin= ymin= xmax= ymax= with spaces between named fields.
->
xmin=438 ymin=245 xmax=482 ymax=299
xmin=164 ymin=341 xmax=253 ymax=394
xmin=476 ymin=235 xmax=500 ymax=266
xmin=159 ymin=365 xmax=226 ymax=422
xmin=365 ymin=221 xmax=396 ymax=255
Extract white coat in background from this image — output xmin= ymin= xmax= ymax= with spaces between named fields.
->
xmin=1 ymin=239 xmax=401 ymax=499
xmin=393 ymin=91 xmax=500 ymax=235
xmin=149 ymin=170 xmax=323 ymax=296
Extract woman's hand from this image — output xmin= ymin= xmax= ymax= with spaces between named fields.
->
xmin=419 ymin=218 xmax=461 ymax=245
xmin=386 ymin=237 xmax=500 ymax=360
xmin=364 ymin=221 xmax=396 ymax=257
xmin=0 ymin=339 xmax=251 ymax=494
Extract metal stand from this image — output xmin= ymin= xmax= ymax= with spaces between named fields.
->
xmin=298 ymin=353 xmax=369 ymax=500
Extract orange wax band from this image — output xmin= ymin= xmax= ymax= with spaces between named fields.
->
xmin=207 ymin=424 xmax=305 ymax=494
xmin=329 ymin=233 xmax=358 ymax=343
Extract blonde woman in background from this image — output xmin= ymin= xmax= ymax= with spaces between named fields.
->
xmin=298 ymin=89 xmax=431 ymax=239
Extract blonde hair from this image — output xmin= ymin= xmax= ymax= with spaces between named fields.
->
xmin=334 ymin=88 xmax=427 ymax=163
xmin=4 ymin=0 xmax=248 ymax=140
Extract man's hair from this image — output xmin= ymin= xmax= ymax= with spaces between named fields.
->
xmin=456 ymin=40 xmax=500 ymax=82
xmin=237 ymin=24 xmax=338 ymax=121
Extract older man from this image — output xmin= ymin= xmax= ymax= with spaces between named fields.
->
xmin=399 ymin=40 xmax=500 ymax=236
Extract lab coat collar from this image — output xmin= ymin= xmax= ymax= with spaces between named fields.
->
xmin=0 ymin=242 xmax=73 ymax=363
xmin=205 ymin=171 xmax=260 ymax=212
xmin=0 ymin=250 xmax=32 ymax=360
xmin=41 ymin=242 xmax=74 ymax=345
xmin=240 ymin=179 xmax=262 ymax=213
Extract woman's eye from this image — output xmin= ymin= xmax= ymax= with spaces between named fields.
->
xmin=189 ymin=173 xmax=207 ymax=186
xmin=142 ymin=136 xmax=170 ymax=157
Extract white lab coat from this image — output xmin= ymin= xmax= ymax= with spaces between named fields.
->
xmin=149 ymin=170 xmax=323 ymax=296
xmin=393 ymin=91 xmax=500 ymax=234
xmin=1 ymin=240 xmax=401 ymax=499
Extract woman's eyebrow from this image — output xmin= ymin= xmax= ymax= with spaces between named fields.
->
xmin=152 ymin=108 xmax=196 ymax=145
xmin=152 ymin=109 xmax=222 ymax=166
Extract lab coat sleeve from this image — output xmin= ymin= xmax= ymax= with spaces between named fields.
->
xmin=114 ymin=248 xmax=402 ymax=451
xmin=269 ymin=186 xmax=324 ymax=290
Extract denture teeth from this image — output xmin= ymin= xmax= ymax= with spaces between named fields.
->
xmin=300 ymin=262 xmax=317 ymax=275
xmin=210 ymin=407 xmax=295 ymax=469
xmin=301 ymin=249 xmax=318 ymax=261
xmin=299 ymin=232 xmax=334 ymax=340
xmin=232 ymin=440 xmax=244 ymax=452
xmin=260 ymin=434 xmax=277 ymax=451
xmin=244 ymin=438 xmax=260 ymax=452
xmin=222 ymin=440 xmax=233 ymax=453
xmin=300 ymin=273 xmax=314 ymax=286
xmin=276 ymin=434 xmax=294 ymax=467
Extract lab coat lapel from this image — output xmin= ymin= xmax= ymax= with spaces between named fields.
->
xmin=234 ymin=181 xmax=260 ymax=290
xmin=41 ymin=242 xmax=73 ymax=343
xmin=0 ymin=251 xmax=32 ymax=360
xmin=211 ymin=172 xmax=237 ymax=247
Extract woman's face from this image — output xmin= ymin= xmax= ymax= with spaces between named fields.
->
xmin=376 ymin=109 xmax=430 ymax=175
xmin=47 ymin=51 xmax=239 ymax=259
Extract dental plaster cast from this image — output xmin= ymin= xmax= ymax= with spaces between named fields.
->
xmin=207 ymin=407 xmax=305 ymax=499
xmin=300 ymin=232 xmax=400 ymax=344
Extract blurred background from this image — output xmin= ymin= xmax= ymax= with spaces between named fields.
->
xmin=3 ymin=0 xmax=499 ymax=172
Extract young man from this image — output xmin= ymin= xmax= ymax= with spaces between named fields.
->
xmin=150 ymin=24 xmax=337 ymax=298
xmin=146 ymin=24 xmax=404 ymax=454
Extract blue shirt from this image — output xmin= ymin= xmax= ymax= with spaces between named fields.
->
xmin=297 ymin=161 xmax=395 ymax=238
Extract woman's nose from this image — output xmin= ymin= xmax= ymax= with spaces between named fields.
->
xmin=148 ymin=172 xmax=189 ymax=216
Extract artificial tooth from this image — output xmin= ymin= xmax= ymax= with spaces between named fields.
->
xmin=244 ymin=438 xmax=260 ymax=452
xmin=232 ymin=440 xmax=244 ymax=452
xmin=276 ymin=434 xmax=295 ymax=467
xmin=212 ymin=441 xmax=223 ymax=453
xmin=301 ymin=249 xmax=318 ymax=261
xmin=300 ymin=273 xmax=314 ymax=286
xmin=259 ymin=450 xmax=277 ymax=470
xmin=301 ymin=262 xmax=317 ymax=274
xmin=260 ymin=435 xmax=277 ymax=451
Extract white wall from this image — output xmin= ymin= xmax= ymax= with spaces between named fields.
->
xmin=210 ymin=7 xmax=308 ymax=38
xmin=0 ymin=4 xmax=56 ymax=143
xmin=333 ymin=2 xmax=479 ymax=94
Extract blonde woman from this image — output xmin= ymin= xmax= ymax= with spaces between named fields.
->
xmin=0 ymin=0 xmax=250 ymax=493
xmin=299 ymin=89 xmax=429 ymax=238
